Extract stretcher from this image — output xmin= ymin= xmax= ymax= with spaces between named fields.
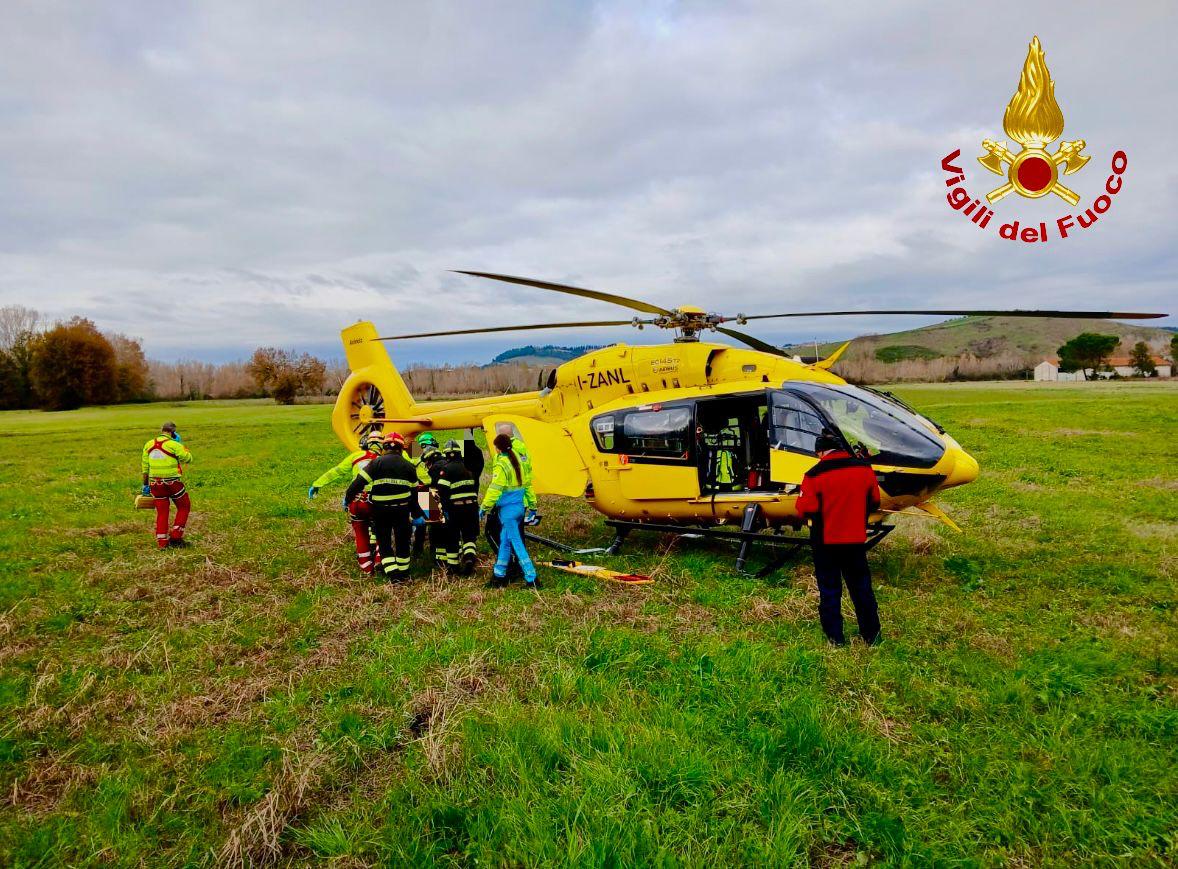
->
xmin=540 ymin=560 xmax=653 ymax=584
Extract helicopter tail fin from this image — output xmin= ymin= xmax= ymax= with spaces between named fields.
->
xmin=340 ymin=321 xmax=417 ymax=416
xmin=813 ymin=340 xmax=852 ymax=370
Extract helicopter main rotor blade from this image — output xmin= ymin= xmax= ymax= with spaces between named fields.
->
xmin=714 ymin=326 xmax=787 ymax=356
xmin=737 ymin=309 xmax=1166 ymax=321
xmin=376 ymin=319 xmax=645 ymax=341
xmin=453 ymin=271 xmax=675 ymax=317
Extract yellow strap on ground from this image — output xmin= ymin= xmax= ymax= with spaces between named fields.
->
xmin=540 ymin=561 xmax=653 ymax=584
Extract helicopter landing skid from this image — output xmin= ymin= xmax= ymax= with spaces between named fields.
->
xmin=603 ymin=515 xmax=895 ymax=578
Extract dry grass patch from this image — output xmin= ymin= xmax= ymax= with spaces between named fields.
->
xmin=218 ymin=746 xmax=327 ymax=868
xmin=407 ymin=653 xmax=496 ymax=781
xmin=3 ymin=756 xmax=100 ymax=815
xmin=742 ymin=594 xmax=812 ymax=624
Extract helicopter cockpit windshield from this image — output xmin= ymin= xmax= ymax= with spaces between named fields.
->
xmin=772 ymin=383 xmax=946 ymax=468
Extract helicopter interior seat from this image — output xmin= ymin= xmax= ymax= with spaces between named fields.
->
xmin=696 ymin=393 xmax=775 ymax=494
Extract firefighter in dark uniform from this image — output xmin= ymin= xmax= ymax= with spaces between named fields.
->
xmin=419 ymin=441 xmax=449 ymax=572
xmin=344 ymin=432 xmax=421 ymax=581
xmin=435 ymin=439 xmax=480 ymax=575
xmin=796 ymin=431 xmax=883 ymax=646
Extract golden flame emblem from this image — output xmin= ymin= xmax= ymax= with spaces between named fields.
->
xmin=978 ymin=37 xmax=1090 ymax=205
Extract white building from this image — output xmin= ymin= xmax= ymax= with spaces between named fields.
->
xmin=1034 ymin=355 xmax=1172 ymax=381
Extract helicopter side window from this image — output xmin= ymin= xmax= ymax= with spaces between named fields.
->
xmin=769 ymin=391 xmax=827 ymax=455
xmin=620 ymin=407 xmax=692 ymax=457
xmin=591 ymin=415 xmax=616 ymax=451
xmin=787 ymin=383 xmax=945 ymax=468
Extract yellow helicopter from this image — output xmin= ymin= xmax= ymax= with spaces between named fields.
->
xmin=331 ymin=271 xmax=1163 ymax=567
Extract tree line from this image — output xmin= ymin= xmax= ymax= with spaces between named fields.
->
xmin=0 ymin=305 xmax=343 ymax=410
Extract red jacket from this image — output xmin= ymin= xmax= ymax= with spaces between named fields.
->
xmin=796 ymin=450 xmax=881 ymax=544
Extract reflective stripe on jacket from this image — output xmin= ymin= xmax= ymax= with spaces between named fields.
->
xmin=436 ymin=458 xmax=478 ymax=509
xmin=481 ymin=450 xmax=536 ymax=511
xmin=312 ymin=449 xmax=376 ymax=490
xmin=141 ymin=436 xmax=192 ymax=479
xmin=345 ymin=453 xmax=418 ymax=506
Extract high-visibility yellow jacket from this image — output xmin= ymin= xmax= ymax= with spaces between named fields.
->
xmin=512 ymin=437 xmax=532 ymax=477
xmin=716 ymin=449 xmax=735 ymax=484
xmin=311 ymin=449 xmax=377 ymax=490
xmin=407 ymin=455 xmax=432 ymax=486
xmin=481 ymin=450 xmax=536 ymax=511
xmin=141 ymin=436 xmax=192 ymax=479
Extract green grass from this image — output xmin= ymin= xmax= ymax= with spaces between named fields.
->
xmin=873 ymin=345 xmax=940 ymax=363
xmin=0 ymin=382 xmax=1175 ymax=865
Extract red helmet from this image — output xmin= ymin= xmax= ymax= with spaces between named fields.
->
xmin=383 ymin=431 xmax=407 ymax=449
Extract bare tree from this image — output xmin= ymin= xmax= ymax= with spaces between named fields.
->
xmin=0 ymin=305 xmax=40 ymax=350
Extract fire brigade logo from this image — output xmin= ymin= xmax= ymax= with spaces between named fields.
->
xmin=977 ymin=36 xmax=1090 ymax=205
xmin=939 ymin=35 xmax=1126 ymax=244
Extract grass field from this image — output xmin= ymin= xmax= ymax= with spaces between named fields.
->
xmin=0 ymin=381 xmax=1175 ymax=866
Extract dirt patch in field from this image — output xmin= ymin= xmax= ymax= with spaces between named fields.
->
xmin=1050 ymin=428 xmax=1117 ymax=437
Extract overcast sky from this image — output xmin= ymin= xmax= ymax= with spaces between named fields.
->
xmin=1 ymin=1 xmax=1173 ymax=364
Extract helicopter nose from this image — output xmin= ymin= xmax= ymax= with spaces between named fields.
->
xmin=943 ymin=448 xmax=980 ymax=488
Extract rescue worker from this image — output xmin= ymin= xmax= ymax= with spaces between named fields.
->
xmin=409 ymin=433 xmax=438 ymax=557
xmin=435 ymin=439 xmax=479 ymax=575
xmin=140 ymin=421 xmax=193 ymax=549
xmin=419 ymin=442 xmax=450 ymax=572
xmin=495 ymin=422 xmax=532 ymax=479
xmin=482 ymin=432 xmax=538 ymax=588
xmin=487 ymin=423 xmax=536 ymax=577
xmin=796 ymin=431 xmax=883 ymax=646
xmin=308 ymin=431 xmax=384 ymax=574
xmin=344 ymin=432 xmax=420 ymax=582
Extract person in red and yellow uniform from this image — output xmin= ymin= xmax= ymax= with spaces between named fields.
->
xmin=141 ymin=421 xmax=193 ymax=549
xmin=796 ymin=431 xmax=882 ymax=646
xmin=308 ymin=430 xmax=385 ymax=574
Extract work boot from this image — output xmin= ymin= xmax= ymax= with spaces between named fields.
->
xmin=167 ymin=537 xmax=191 ymax=549
xmin=524 ymin=579 xmax=541 ymax=592
xmin=486 ymin=574 xmax=509 ymax=589
xmin=460 ymin=553 xmax=476 ymax=577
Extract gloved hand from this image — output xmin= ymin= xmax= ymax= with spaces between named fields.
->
xmin=411 ymin=516 xmax=426 ymax=527
xmin=307 ymin=486 xmax=318 ymax=500
xmin=524 ymin=509 xmax=539 ymax=526
xmin=141 ymin=484 xmax=151 ymax=496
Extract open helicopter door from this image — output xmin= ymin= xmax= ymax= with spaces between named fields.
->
xmin=766 ymin=389 xmax=822 ymax=486
xmin=482 ymin=415 xmax=590 ymax=497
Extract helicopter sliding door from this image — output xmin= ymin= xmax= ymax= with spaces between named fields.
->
xmin=589 ymin=404 xmax=700 ymax=499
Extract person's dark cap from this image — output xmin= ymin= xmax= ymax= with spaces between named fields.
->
xmin=814 ymin=431 xmax=840 ymax=453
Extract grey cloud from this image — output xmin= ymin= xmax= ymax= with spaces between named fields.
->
xmin=0 ymin=0 xmax=1173 ymax=364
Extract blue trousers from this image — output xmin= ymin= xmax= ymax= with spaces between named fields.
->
xmin=494 ymin=493 xmax=536 ymax=582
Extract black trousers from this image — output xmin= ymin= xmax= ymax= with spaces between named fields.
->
xmin=371 ymin=505 xmax=412 ymax=579
xmin=812 ymin=543 xmax=881 ymax=645
xmin=448 ymin=503 xmax=480 ymax=569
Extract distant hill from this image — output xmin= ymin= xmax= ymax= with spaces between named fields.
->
xmin=489 ymin=344 xmax=605 ymax=366
xmin=786 ymin=316 xmax=1173 ymax=363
